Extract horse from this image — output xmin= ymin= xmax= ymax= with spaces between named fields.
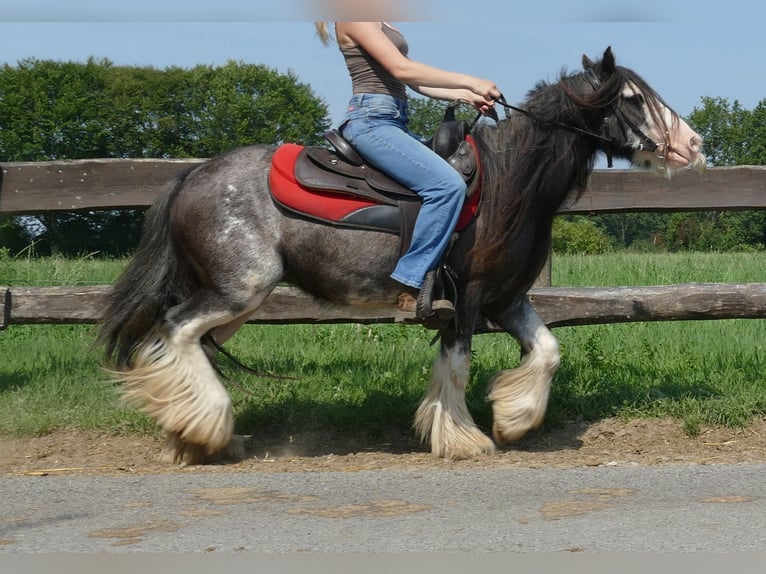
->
xmin=97 ymin=47 xmax=704 ymax=464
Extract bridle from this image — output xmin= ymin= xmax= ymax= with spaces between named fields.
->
xmin=583 ymin=69 xmax=667 ymax=168
xmin=478 ymin=70 xmax=668 ymax=168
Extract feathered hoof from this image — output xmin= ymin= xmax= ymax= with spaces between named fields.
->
xmin=419 ymin=417 xmax=497 ymax=459
xmin=415 ymin=400 xmax=497 ymax=459
xmin=491 ymin=402 xmax=547 ymax=444
xmin=433 ymin=433 xmax=497 ymax=460
xmin=488 ymin=364 xmax=552 ymax=445
xmin=159 ymin=432 xmax=247 ymax=466
xmin=492 ymin=420 xmax=533 ymax=445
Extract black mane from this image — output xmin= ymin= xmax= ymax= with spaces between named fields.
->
xmin=470 ymin=59 xmax=675 ymax=274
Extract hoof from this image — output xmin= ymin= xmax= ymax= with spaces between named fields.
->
xmin=159 ymin=432 xmax=246 ymax=466
xmin=492 ymin=421 xmax=532 ymax=445
xmin=434 ymin=433 xmax=497 ymax=460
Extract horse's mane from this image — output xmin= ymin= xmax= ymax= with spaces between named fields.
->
xmin=469 ymin=63 xmax=675 ymax=274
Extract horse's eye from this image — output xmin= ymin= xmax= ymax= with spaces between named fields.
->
xmin=625 ymin=93 xmax=645 ymax=107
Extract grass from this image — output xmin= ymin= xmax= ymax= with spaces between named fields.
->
xmin=552 ymin=251 xmax=766 ymax=285
xmin=0 ymin=251 xmax=764 ymax=439
xmin=0 ymin=247 xmax=126 ymax=287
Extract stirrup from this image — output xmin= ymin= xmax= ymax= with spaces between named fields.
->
xmin=397 ymin=291 xmax=454 ymax=330
xmin=416 ymin=268 xmax=457 ymax=330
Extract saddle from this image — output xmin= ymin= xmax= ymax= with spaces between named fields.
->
xmin=268 ymin=113 xmax=482 ymax=255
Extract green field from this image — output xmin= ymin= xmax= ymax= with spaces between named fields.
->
xmin=0 ymin=251 xmax=764 ymax=439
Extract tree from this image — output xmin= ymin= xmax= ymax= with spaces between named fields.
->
xmin=688 ymin=97 xmax=766 ymax=166
xmin=406 ymin=95 xmax=479 ymax=140
xmin=592 ymin=213 xmax=671 ymax=251
xmin=0 ymin=58 xmax=331 ymax=256
xmin=552 ymin=216 xmax=613 ymax=254
xmin=0 ymin=217 xmax=33 ymax=255
xmin=661 ymin=97 xmax=766 ymax=251
xmin=0 ymin=58 xmax=330 ymax=162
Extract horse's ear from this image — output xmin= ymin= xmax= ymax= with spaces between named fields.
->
xmin=582 ymin=54 xmax=595 ymax=70
xmin=601 ymin=46 xmax=616 ymax=74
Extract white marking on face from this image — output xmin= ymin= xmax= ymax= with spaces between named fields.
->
xmin=621 ymin=81 xmax=703 ymax=173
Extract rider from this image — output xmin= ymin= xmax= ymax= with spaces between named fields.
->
xmin=315 ymin=21 xmax=501 ymax=323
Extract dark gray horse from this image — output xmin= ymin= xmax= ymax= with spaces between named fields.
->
xmin=98 ymin=48 xmax=704 ymax=464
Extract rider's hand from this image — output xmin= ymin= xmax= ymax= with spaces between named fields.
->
xmin=471 ymin=78 xmax=501 ymax=102
xmin=468 ymin=78 xmax=501 ymax=115
xmin=464 ymin=92 xmax=497 ymax=115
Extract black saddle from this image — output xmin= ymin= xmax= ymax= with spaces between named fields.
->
xmin=294 ymin=109 xmax=479 ymax=208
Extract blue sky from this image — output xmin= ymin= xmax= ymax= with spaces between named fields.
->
xmin=1 ymin=0 xmax=765 ymax=130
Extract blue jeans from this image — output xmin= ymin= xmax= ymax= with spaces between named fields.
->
xmin=339 ymin=94 xmax=466 ymax=290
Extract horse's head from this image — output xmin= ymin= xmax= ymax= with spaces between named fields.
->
xmin=581 ymin=47 xmax=705 ymax=174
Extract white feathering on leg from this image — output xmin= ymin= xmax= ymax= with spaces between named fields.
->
xmin=490 ymin=323 xmax=560 ymax=443
xmin=414 ymin=344 xmax=495 ymax=459
xmin=108 ymin=327 xmax=234 ymax=455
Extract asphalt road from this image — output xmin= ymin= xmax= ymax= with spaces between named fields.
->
xmin=2 ymin=463 xmax=765 ymax=553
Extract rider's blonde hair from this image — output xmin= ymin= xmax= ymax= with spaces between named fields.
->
xmin=315 ymin=22 xmax=334 ymax=46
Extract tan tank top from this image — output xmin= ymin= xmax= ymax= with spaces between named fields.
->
xmin=339 ymin=23 xmax=409 ymax=100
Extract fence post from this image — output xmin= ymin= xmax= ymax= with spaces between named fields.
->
xmin=0 ymin=288 xmax=8 ymax=330
xmin=533 ymin=251 xmax=553 ymax=288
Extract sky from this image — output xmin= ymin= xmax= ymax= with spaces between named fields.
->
xmin=1 ymin=0 xmax=765 ymax=140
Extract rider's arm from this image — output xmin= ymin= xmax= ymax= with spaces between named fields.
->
xmin=407 ymin=85 xmax=496 ymax=114
xmin=407 ymin=86 xmax=473 ymax=101
xmin=336 ymin=22 xmax=500 ymax=102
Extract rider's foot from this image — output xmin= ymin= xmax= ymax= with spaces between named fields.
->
xmin=428 ymin=298 xmax=455 ymax=324
xmin=397 ymin=292 xmax=418 ymax=313
xmin=398 ymin=292 xmax=455 ymax=326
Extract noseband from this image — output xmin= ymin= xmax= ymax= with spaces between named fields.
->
xmin=487 ymin=70 xmax=668 ymax=168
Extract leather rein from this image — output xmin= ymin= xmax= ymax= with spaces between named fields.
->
xmin=473 ymin=70 xmax=667 ymax=168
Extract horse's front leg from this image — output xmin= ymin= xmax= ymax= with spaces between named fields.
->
xmin=486 ymin=295 xmax=561 ymax=444
xmin=414 ymin=313 xmax=496 ymax=459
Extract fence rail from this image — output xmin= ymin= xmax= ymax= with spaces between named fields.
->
xmin=2 ymin=160 xmax=766 ymax=331
xmin=2 ymin=283 xmax=765 ymax=332
xmin=2 ymin=160 xmax=766 ymax=215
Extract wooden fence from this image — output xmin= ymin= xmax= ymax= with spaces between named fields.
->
xmin=2 ymin=160 xmax=766 ymax=331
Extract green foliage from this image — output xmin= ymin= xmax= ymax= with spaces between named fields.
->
xmin=593 ymin=213 xmax=668 ymax=250
xmin=0 ymin=57 xmax=329 ymax=161
xmin=664 ymin=211 xmax=766 ymax=251
xmin=0 ymin=58 xmax=331 ymax=256
xmin=552 ymin=216 xmax=613 ymax=254
xmin=0 ymin=216 xmax=34 ymax=254
xmin=0 ymin=59 xmax=110 ymax=161
xmin=176 ymin=61 xmax=330 ymax=156
xmin=688 ymin=96 xmax=766 ymax=166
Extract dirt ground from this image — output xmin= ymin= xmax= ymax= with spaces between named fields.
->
xmin=3 ymin=416 xmax=766 ymax=477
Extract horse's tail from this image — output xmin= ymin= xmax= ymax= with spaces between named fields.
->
xmin=96 ymin=170 xmax=193 ymax=370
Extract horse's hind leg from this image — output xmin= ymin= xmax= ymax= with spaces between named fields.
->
xmin=119 ymin=286 xmax=276 ymax=465
xmin=487 ymin=296 xmax=560 ymax=443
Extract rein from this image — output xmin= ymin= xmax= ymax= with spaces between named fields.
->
xmin=492 ymin=95 xmax=615 ymax=146
xmin=473 ymin=71 xmax=667 ymax=168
